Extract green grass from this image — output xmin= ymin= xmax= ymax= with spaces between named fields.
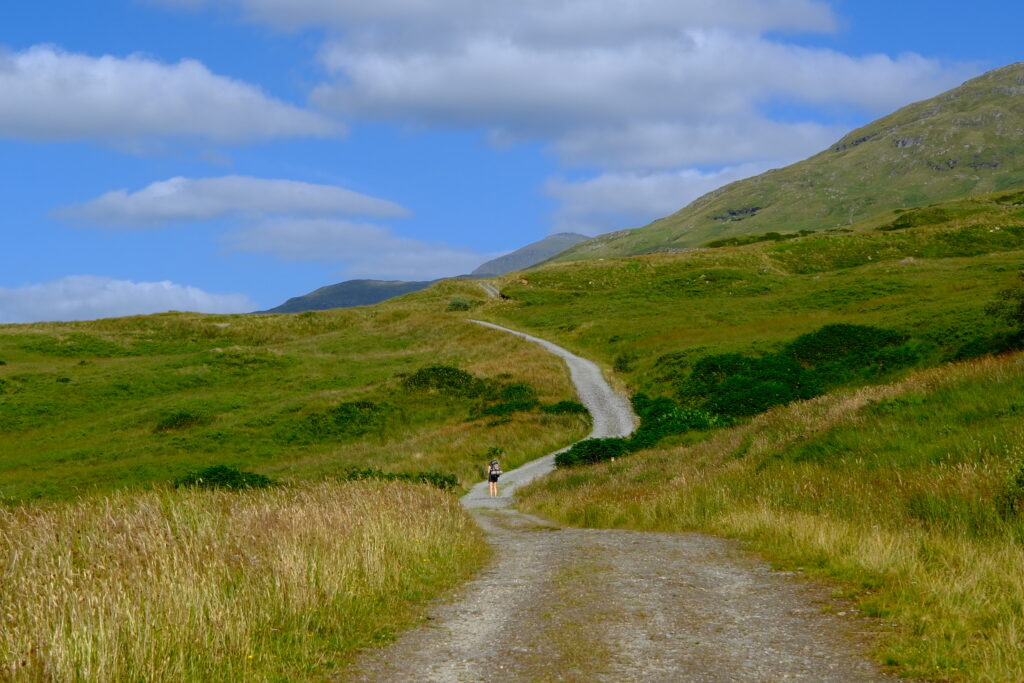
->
xmin=0 ymin=282 xmax=588 ymax=503
xmin=465 ymin=205 xmax=1024 ymax=399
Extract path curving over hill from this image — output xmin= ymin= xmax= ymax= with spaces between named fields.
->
xmin=348 ymin=323 xmax=890 ymax=682
xmin=462 ymin=320 xmax=636 ymax=509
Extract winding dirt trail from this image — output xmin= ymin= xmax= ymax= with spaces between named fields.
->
xmin=348 ymin=322 xmax=890 ymax=682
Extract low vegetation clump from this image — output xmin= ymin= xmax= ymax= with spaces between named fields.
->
xmin=523 ymin=353 xmax=1024 ymax=680
xmin=174 ymin=465 xmax=276 ymax=491
xmin=154 ymin=409 xmax=214 ymax=432
xmin=0 ymin=481 xmax=486 ymax=681
xmin=340 ymin=467 xmax=459 ymax=491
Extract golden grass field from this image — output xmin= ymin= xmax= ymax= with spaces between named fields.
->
xmin=0 ymin=481 xmax=487 ymax=681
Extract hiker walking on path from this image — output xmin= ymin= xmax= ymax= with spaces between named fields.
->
xmin=487 ymin=459 xmax=502 ymax=497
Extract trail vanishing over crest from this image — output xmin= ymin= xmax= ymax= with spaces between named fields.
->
xmin=349 ymin=322 xmax=890 ymax=682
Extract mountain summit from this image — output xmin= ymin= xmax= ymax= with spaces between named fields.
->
xmin=553 ymin=63 xmax=1024 ymax=262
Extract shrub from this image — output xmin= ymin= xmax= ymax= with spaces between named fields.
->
xmin=541 ymin=400 xmax=589 ymax=415
xmin=402 ymin=365 xmax=486 ymax=397
xmin=174 ymin=465 xmax=275 ymax=490
xmin=341 ymin=468 xmax=458 ymax=491
xmin=614 ymin=352 xmax=638 ymax=372
xmin=996 ymin=464 xmax=1024 ymax=519
xmin=555 ymin=438 xmax=630 ymax=467
xmin=154 ymin=410 xmax=212 ymax=432
xmin=987 ymin=269 xmax=1024 ymax=343
xmin=949 ymin=332 xmax=1021 ymax=361
xmin=482 ymin=400 xmax=539 ymax=416
xmin=677 ymin=324 xmax=921 ymax=419
xmin=446 ymin=297 xmax=473 ymax=311
xmin=783 ymin=323 xmax=906 ymax=366
xmin=499 ymin=383 xmax=536 ymax=402
xmin=629 ymin=393 xmax=725 ymax=449
xmin=279 ymin=401 xmax=389 ymax=444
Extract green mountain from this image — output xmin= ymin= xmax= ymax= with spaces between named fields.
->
xmin=553 ymin=62 xmax=1024 ymax=262
xmin=470 ymin=232 xmax=587 ymax=276
xmin=263 ymin=232 xmax=589 ymax=313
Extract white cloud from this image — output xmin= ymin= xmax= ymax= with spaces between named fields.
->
xmin=224 ymin=218 xmax=488 ymax=280
xmin=148 ymin=0 xmax=978 ymax=234
xmin=149 ymin=0 xmax=837 ymax=38
xmin=56 ymin=176 xmax=411 ymax=227
xmin=547 ymin=164 xmax=774 ymax=235
xmin=0 ymin=45 xmax=338 ymax=143
xmin=554 ymin=119 xmax=845 ymax=170
xmin=0 ymin=276 xmax=256 ymax=323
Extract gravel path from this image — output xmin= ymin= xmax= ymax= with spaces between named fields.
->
xmin=347 ymin=322 xmax=890 ymax=682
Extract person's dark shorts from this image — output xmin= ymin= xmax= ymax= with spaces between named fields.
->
xmin=488 ymin=474 xmax=500 ymax=483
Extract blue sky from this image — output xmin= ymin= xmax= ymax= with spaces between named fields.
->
xmin=1 ymin=0 xmax=1020 ymax=322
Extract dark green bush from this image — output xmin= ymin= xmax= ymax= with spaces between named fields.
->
xmin=676 ymin=324 xmax=920 ymax=419
xmin=783 ymin=323 xmax=906 ymax=366
xmin=446 ymin=297 xmax=473 ymax=311
xmin=555 ymin=438 xmax=630 ymax=467
xmin=482 ymin=400 xmax=539 ymax=416
xmin=499 ymin=384 xmax=536 ymax=401
xmin=341 ymin=467 xmax=458 ymax=491
xmin=279 ymin=401 xmax=389 ymax=444
xmin=154 ymin=410 xmax=213 ymax=432
xmin=949 ymin=332 xmax=1021 ymax=361
xmin=403 ymin=365 xmax=486 ymax=397
xmin=541 ymin=400 xmax=589 ymax=415
xmin=175 ymin=465 xmax=274 ymax=491
xmin=629 ymin=393 xmax=726 ymax=449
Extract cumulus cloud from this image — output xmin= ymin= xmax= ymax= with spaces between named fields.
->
xmin=0 ymin=276 xmax=256 ymax=323
xmin=56 ymin=176 xmax=411 ymax=227
xmin=0 ymin=45 xmax=338 ymax=143
xmin=149 ymin=0 xmax=977 ymax=234
xmin=224 ymin=219 xmax=489 ymax=280
xmin=547 ymin=164 xmax=774 ymax=235
xmin=149 ymin=0 xmax=837 ymax=38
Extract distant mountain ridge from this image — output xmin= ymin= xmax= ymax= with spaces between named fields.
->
xmin=553 ymin=62 xmax=1024 ymax=262
xmin=470 ymin=233 xmax=587 ymax=276
xmin=262 ymin=232 xmax=588 ymax=313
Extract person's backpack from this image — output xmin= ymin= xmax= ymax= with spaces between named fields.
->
xmin=489 ymin=461 xmax=502 ymax=478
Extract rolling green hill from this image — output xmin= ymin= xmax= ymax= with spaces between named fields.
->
xmin=554 ymin=62 xmax=1024 ymax=262
xmin=0 ymin=282 xmax=587 ymax=502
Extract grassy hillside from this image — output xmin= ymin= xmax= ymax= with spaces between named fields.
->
xmin=0 ymin=280 xmax=587 ymax=503
xmin=554 ymin=63 xmax=1024 ymax=262
xmin=472 ymin=190 xmax=1024 ymax=400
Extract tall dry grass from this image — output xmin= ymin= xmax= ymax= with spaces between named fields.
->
xmin=0 ymin=481 xmax=486 ymax=681
xmin=521 ymin=353 xmax=1024 ymax=680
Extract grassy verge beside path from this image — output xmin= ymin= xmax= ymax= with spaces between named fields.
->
xmin=520 ymin=353 xmax=1024 ymax=681
xmin=0 ymin=481 xmax=487 ymax=681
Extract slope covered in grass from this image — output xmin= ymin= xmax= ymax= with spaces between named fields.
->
xmin=519 ymin=353 xmax=1024 ymax=681
xmin=0 ymin=281 xmax=587 ymax=502
xmin=472 ymin=190 xmax=1024 ymax=401
xmin=554 ymin=63 xmax=1024 ymax=262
